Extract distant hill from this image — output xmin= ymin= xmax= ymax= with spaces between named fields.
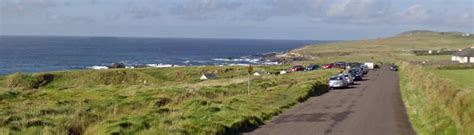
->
xmin=398 ymin=30 xmax=469 ymax=37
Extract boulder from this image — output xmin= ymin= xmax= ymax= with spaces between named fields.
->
xmin=109 ymin=63 xmax=126 ymax=69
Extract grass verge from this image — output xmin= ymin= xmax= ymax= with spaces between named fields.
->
xmin=399 ymin=62 xmax=474 ymax=135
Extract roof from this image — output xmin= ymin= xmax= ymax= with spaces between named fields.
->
xmin=453 ymin=47 xmax=474 ymax=57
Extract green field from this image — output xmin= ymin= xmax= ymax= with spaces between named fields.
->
xmin=0 ymin=65 xmax=339 ymax=134
xmin=433 ymin=69 xmax=474 ymax=91
xmin=292 ymin=31 xmax=473 ymax=63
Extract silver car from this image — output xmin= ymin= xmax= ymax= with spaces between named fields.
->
xmin=339 ymin=73 xmax=354 ymax=85
xmin=328 ymin=76 xmax=349 ymax=89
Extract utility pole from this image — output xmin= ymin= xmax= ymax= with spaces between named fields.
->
xmin=247 ymin=64 xmax=253 ymax=95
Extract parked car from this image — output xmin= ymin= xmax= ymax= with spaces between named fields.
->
xmin=305 ymin=64 xmax=320 ymax=71
xmin=322 ymin=63 xmax=334 ymax=69
xmin=348 ymin=68 xmax=363 ymax=81
xmin=339 ymin=73 xmax=354 ymax=85
xmin=360 ymin=65 xmax=369 ymax=75
xmin=334 ymin=62 xmax=347 ymax=69
xmin=347 ymin=62 xmax=362 ymax=69
xmin=364 ymin=62 xmax=374 ymax=69
xmin=390 ymin=64 xmax=398 ymax=71
xmin=329 ymin=76 xmax=349 ymax=89
xmin=290 ymin=65 xmax=305 ymax=72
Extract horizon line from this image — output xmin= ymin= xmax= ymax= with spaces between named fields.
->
xmin=0 ymin=34 xmax=345 ymax=41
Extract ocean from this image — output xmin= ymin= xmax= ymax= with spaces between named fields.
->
xmin=0 ymin=36 xmax=331 ymax=75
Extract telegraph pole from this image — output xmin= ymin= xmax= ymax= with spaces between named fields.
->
xmin=247 ymin=64 xmax=253 ymax=95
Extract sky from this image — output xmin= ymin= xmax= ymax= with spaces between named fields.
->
xmin=0 ymin=0 xmax=473 ymax=40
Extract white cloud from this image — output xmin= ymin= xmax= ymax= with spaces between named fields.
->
xmin=0 ymin=0 xmax=56 ymax=17
xmin=396 ymin=5 xmax=434 ymax=24
xmin=243 ymin=0 xmax=325 ymax=20
xmin=168 ymin=0 xmax=242 ymax=20
xmin=125 ymin=6 xmax=161 ymax=19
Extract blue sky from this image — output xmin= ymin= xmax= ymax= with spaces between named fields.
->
xmin=0 ymin=0 xmax=473 ymax=40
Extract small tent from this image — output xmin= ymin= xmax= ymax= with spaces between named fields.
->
xmin=200 ymin=74 xmax=218 ymax=80
xmin=253 ymin=71 xmax=266 ymax=76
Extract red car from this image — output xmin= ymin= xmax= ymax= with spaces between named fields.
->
xmin=290 ymin=65 xmax=305 ymax=72
xmin=322 ymin=63 xmax=334 ymax=69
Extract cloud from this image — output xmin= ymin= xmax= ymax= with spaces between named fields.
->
xmin=445 ymin=8 xmax=474 ymax=27
xmin=168 ymin=0 xmax=242 ymax=20
xmin=45 ymin=13 xmax=96 ymax=24
xmin=244 ymin=0 xmax=325 ymax=20
xmin=0 ymin=0 xmax=56 ymax=17
xmin=125 ymin=6 xmax=161 ymax=19
xmin=325 ymin=0 xmax=378 ymax=17
xmin=396 ymin=5 xmax=434 ymax=24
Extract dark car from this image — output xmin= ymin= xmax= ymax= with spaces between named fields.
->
xmin=334 ymin=62 xmax=347 ymax=69
xmin=347 ymin=62 xmax=363 ymax=69
xmin=322 ymin=63 xmax=334 ymax=69
xmin=305 ymin=64 xmax=320 ymax=71
xmin=348 ymin=68 xmax=364 ymax=81
xmin=390 ymin=64 xmax=398 ymax=71
xmin=291 ymin=65 xmax=305 ymax=72
xmin=358 ymin=65 xmax=369 ymax=75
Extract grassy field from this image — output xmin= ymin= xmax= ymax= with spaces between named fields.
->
xmin=433 ymin=69 xmax=474 ymax=91
xmin=292 ymin=31 xmax=473 ymax=63
xmin=0 ymin=65 xmax=339 ymax=134
xmin=399 ymin=63 xmax=474 ymax=135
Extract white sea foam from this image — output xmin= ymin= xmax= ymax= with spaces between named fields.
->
xmin=212 ymin=58 xmax=260 ymax=63
xmin=146 ymin=64 xmax=174 ymax=68
xmin=87 ymin=66 xmax=108 ymax=69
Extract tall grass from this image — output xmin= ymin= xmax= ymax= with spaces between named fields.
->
xmin=399 ymin=62 xmax=474 ymax=135
xmin=0 ymin=66 xmax=337 ymax=134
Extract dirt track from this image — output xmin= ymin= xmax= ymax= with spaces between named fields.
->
xmin=244 ymin=65 xmax=415 ymax=135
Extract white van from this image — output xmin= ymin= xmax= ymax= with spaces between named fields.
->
xmin=364 ymin=63 xmax=374 ymax=69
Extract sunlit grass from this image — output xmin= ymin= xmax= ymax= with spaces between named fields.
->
xmin=0 ymin=65 xmax=337 ymax=134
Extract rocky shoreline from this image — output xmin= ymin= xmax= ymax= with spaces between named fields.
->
xmin=260 ymin=50 xmax=312 ymax=64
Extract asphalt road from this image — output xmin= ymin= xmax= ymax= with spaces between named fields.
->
xmin=245 ymin=65 xmax=415 ymax=135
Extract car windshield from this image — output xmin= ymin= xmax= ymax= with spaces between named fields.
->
xmin=349 ymin=69 xmax=360 ymax=73
xmin=331 ymin=76 xmax=344 ymax=80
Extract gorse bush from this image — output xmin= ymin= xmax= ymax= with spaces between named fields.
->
xmin=399 ymin=62 xmax=474 ymax=135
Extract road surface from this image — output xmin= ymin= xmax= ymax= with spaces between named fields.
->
xmin=245 ymin=65 xmax=415 ymax=135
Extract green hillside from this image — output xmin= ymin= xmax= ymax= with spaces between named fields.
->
xmin=0 ymin=30 xmax=473 ymax=134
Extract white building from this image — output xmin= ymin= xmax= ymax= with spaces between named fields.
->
xmin=451 ymin=47 xmax=474 ymax=63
